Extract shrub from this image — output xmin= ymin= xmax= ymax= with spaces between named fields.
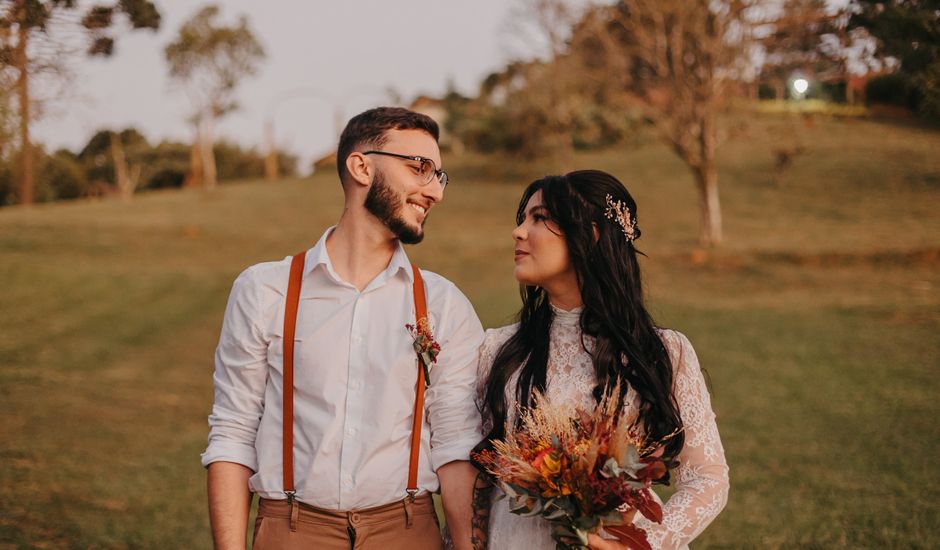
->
xmin=865 ymin=73 xmax=918 ymax=109
xmin=37 ymin=150 xmax=88 ymax=201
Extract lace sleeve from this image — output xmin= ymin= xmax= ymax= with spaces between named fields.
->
xmin=634 ymin=330 xmax=730 ymax=549
xmin=476 ymin=325 xmax=516 ymax=437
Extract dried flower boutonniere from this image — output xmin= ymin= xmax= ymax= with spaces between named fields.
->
xmin=406 ymin=317 xmax=440 ymax=386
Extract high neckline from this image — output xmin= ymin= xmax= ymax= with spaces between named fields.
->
xmin=550 ymin=303 xmax=582 ymax=326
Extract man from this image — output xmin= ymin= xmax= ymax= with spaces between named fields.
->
xmin=202 ymin=107 xmax=483 ymax=549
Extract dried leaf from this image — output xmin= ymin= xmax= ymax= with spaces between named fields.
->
xmin=606 ymin=523 xmax=653 ymax=550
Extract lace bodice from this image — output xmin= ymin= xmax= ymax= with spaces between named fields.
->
xmin=477 ymin=306 xmax=729 ymax=549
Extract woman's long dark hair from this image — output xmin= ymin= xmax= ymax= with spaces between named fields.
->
xmin=476 ymin=170 xmax=685 ymax=474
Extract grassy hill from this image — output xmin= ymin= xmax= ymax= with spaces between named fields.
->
xmin=1 ymin=113 xmax=938 ymax=548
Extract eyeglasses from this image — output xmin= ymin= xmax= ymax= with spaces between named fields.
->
xmin=363 ymin=151 xmax=449 ymax=190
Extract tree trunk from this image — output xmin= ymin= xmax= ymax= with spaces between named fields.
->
xmin=187 ymin=133 xmax=202 ymax=188
xmin=774 ymin=78 xmax=786 ymax=101
xmin=264 ymin=118 xmax=278 ymax=181
xmin=110 ymin=132 xmax=133 ymax=200
xmin=200 ymin=113 xmax=217 ymax=190
xmin=15 ymin=0 xmax=33 ymax=205
xmin=693 ymin=163 xmax=723 ymax=247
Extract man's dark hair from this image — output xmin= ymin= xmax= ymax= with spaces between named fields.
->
xmin=336 ymin=106 xmax=440 ymax=185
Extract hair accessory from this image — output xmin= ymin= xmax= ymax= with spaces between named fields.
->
xmin=604 ymin=194 xmax=638 ymax=242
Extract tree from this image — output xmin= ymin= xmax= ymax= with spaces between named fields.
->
xmin=850 ymin=0 xmax=940 ymax=118
xmin=759 ymin=0 xmax=843 ymax=99
xmin=165 ymin=5 xmax=265 ymax=190
xmin=0 ymin=0 xmax=160 ymax=205
xmin=576 ymin=0 xmax=757 ymax=246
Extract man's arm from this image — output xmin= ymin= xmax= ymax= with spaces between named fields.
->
xmin=203 ymin=267 xmax=269 ymax=549
xmin=208 ymin=461 xmax=253 ymax=550
xmin=437 ymin=460 xmax=479 ymax=550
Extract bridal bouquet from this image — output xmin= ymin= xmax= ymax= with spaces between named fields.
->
xmin=473 ymin=383 xmax=676 ymax=550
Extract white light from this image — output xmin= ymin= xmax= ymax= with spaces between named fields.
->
xmin=793 ymin=78 xmax=809 ymax=95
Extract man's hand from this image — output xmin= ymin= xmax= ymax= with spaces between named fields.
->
xmin=437 ymin=460 xmax=479 ymax=550
xmin=207 ymin=461 xmax=253 ymax=550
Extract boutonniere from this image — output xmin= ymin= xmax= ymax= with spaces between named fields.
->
xmin=406 ymin=317 xmax=440 ymax=386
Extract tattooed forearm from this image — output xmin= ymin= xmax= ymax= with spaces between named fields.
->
xmin=470 ymin=472 xmax=493 ymax=550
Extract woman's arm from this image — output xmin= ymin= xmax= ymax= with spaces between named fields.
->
xmin=633 ymin=331 xmax=730 ymax=550
xmin=470 ymin=471 xmax=494 ymax=550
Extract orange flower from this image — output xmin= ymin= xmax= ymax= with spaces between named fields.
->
xmin=532 ymin=448 xmax=563 ymax=477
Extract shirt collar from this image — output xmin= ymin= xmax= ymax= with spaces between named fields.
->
xmin=304 ymin=226 xmax=414 ymax=285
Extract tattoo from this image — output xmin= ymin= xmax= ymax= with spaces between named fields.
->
xmin=470 ymin=472 xmax=494 ymax=550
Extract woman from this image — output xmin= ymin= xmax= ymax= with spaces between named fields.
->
xmin=473 ymin=170 xmax=729 ymax=550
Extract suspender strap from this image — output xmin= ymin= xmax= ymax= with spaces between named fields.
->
xmin=282 ymin=251 xmax=306 ymax=498
xmin=407 ymin=264 xmax=428 ymax=499
xmin=281 ymin=255 xmax=430 ymax=503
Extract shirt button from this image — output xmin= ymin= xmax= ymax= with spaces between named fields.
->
xmin=349 ymin=379 xmax=360 ymax=390
xmin=346 ymin=427 xmax=357 ymax=436
xmin=344 ymin=474 xmax=353 ymax=485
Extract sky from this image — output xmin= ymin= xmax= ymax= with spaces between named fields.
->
xmin=32 ymin=0 xmax=541 ymax=171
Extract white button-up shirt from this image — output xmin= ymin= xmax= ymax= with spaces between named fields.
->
xmin=201 ymin=228 xmax=484 ymax=510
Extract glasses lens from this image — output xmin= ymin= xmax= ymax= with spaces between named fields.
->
xmin=418 ymin=159 xmax=434 ymax=183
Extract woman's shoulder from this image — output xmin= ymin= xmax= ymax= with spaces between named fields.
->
xmin=476 ymin=323 xmax=519 ymax=385
xmin=482 ymin=323 xmax=519 ymax=351
xmin=655 ymin=327 xmax=695 ymax=357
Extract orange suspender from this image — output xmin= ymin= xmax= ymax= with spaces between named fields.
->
xmin=281 ymin=252 xmax=429 ymax=503
xmin=407 ymin=266 xmax=428 ymax=499
xmin=281 ymin=252 xmax=305 ymax=499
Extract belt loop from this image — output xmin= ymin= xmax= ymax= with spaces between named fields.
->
xmin=403 ymin=495 xmax=414 ymax=528
xmin=289 ymin=497 xmax=299 ymax=532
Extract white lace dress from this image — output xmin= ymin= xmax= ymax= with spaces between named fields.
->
xmin=479 ymin=306 xmax=729 ymax=550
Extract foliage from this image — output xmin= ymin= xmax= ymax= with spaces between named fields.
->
xmin=865 ymin=72 xmax=919 ymax=107
xmin=0 ymin=128 xmax=298 ymax=206
xmin=213 ymin=140 xmax=297 ymax=182
xmin=164 ymin=4 xmax=264 ymax=119
xmin=0 ymin=0 xmax=160 ymax=204
xmin=758 ymin=0 xmax=845 ymax=99
xmin=164 ymin=4 xmax=265 ymax=190
xmin=36 ymin=148 xmax=86 ymax=201
xmin=850 ymin=0 xmax=940 ymax=118
xmin=447 ymin=1 xmax=646 ymax=163
xmin=850 ymin=0 xmax=940 ymax=74
xmin=78 ymin=127 xmax=150 ymax=188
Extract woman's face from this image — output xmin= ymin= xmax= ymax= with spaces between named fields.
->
xmin=512 ymin=190 xmax=575 ymax=289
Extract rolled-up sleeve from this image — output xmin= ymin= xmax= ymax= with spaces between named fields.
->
xmin=200 ymin=267 xmax=269 ymax=471
xmin=425 ymin=282 xmax=485 ymax=471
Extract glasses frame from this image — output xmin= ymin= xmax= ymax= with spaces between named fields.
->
xmin=362 ymin=150 xmax=449 ymax=190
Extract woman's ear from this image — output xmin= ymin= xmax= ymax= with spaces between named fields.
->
xmin=591 ymin=222 xmax=600 ymax=242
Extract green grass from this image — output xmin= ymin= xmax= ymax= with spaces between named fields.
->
xmin=1 ymin=113 xmax=938 ymax=548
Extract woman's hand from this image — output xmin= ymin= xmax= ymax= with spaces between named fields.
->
xmin=586 ymin=534 xmax=628 ymax=550
xmin=586 ymin=508 xmax=638 ymax=550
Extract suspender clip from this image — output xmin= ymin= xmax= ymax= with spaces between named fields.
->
xmin=405 ymin=488 xmax=418 ymax=502
xmin=284 ymin=490 xmax=296 ymax=504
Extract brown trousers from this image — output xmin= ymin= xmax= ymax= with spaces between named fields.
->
xmin=252 ymin=495 xmax=443 ymax=550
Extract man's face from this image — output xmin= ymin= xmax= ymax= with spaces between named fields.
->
xmin=363 ymin=129 xmax=444 ymax=244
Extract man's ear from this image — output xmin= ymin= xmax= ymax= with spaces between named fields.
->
xmin=345 ymin=152 xmax=372 ymax=187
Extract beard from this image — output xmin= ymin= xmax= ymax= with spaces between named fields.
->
xmin=363 ymin=169 xmax=425 ymax=244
